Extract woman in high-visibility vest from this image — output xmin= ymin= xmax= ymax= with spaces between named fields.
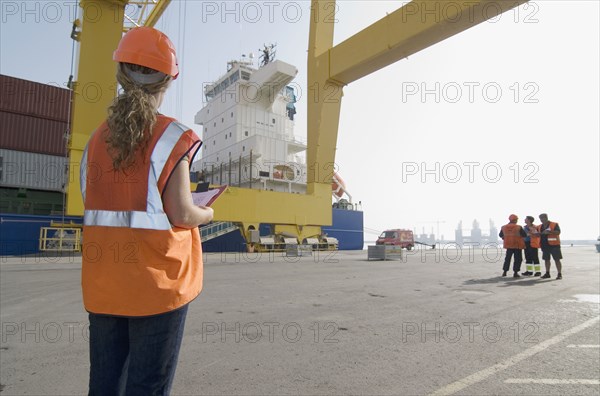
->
xmin=80 ymin=27 xmax=213 ymax=395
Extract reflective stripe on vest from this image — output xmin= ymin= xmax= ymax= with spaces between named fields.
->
xmin=82 ymin=121 xmax=187 ymax=230
xmin=83 ymin=209 xmax=172 ymax=230
xmin=80 ymin=143 xmax=89 ymax=202
xmin=544 ymin=222 xmax=561 ymax=245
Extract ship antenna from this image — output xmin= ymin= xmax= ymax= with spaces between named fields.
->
xmin=259 ymin=43 xmax=277 ymax=67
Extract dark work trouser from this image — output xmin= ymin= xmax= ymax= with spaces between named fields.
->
xmin=503 ymin=248 xmax=523 ymax=272
xmin=524 ymin=241 xmax=540 ymax=273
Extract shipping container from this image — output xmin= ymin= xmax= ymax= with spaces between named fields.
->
xmin=0 ymin=74 xmax=71 ymax=122
xmin=0 ymin=187 xmax=64 ymax=216
xmin=0 ymin=111 xmax=68 ymax=156
xmin=0 ymin=149 xmax=68 ymax=192
xmin=0 ymin=75 xmax=71 ymax=156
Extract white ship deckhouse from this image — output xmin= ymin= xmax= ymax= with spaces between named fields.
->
xmin=193 ymin=53 xmax=307 ymax=194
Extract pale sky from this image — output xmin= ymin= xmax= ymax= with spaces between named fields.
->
xmin=1 ymin=1 xmax=598 ymax=241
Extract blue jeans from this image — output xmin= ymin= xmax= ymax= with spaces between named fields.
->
xmin=88 ymin=305 xmax=188 ymax=396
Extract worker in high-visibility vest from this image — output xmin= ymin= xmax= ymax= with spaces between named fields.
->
xmin=80 ymin=27 xmax=213 ymax=394
xmin=538 ymin=213 xmax=563 ymax=279
xmin=499 ymin=214 xmax=527 ymax=277
xmin=522 ymin=215 xmax=541 ymax=276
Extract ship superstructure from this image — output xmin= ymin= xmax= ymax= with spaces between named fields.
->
xmin=190 ymin=49 xmax=363 ymax=251
xmin=193 ymin=51 xmax=308 ymax=194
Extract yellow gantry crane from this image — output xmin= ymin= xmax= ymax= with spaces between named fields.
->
xmin=66 ymin=0 xmax=529 ymax=242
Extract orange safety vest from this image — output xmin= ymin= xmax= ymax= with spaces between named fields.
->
xmin=526 ymin=224 xmax=541 ymax=248
xmin=501 ymin=223 xmax=525 ymax=249
xmin=540 ymin=222 xmax=561 ymax=246
xmin=80 ymin=115 xmax=203 ymax=317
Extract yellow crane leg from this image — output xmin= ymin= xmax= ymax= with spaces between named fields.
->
xmin=66 ymin=0 xmax=126 ymax=216
xmin=307 ymin=1 xmax=343 ymax=192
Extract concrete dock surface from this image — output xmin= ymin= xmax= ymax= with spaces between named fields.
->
xmin=1 ymin=246 xmax=599 ymax=395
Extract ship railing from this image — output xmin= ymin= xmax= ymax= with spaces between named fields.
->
xmin=39 ymin=227 xmax=82 ymax=252
xmin=253 ymin=130 xmax=307 ymax=146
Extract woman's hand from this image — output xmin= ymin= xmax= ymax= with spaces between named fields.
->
xmin=163 ymin=161 xmax=216 ymax=229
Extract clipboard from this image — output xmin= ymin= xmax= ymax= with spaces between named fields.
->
xmin=191 ymin=185 xmax=227 ymax=207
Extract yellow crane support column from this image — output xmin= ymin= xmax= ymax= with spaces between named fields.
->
xmin=66 ymin=0 xmax=126 ymax=216
xmin=306 ymin=0 xmax=343 ymax=225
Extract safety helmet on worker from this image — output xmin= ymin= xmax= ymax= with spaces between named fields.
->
xmin=113 ymin=27 xmax=179 ymax=79
xmin=508 ymin=214 xmax=518 ymax=222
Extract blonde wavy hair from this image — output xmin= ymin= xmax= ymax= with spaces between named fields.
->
xmin=106 ymin=63 xmax=172 ymax=170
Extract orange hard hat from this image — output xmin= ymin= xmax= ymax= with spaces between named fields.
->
xmin=113 ymin=27 xmax=179 ymax=79
xmin=509 ymin=214 xmax=518 ymax=221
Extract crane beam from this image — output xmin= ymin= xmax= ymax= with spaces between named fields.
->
xmin=306 ymin=0 xmax=529 ymax=182
xmin=142 ymin=0 xmax=172 ymax=28
xmin=328 ymin=0 xmax=529 ymax=85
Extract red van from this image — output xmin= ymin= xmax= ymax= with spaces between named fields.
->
xmin=376 ymin=229 xmax=415 ymax=250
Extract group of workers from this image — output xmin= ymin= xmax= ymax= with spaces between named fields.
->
xmin=499 ymin=213 xmax=562 ymax=279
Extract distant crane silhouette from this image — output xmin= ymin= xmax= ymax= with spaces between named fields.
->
xmin=418 ymin=220 xmax=446 ymax=241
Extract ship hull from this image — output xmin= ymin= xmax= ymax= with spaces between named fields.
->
xmin=0 ymin=213 xmax=82 ymax=256
xmin=202 ymin=208 xmax=364 ymax=253
xmin=1 ymin=209 xmax=364 ymax=255
xmin=322 ymin=209 xmax=364 ymax=250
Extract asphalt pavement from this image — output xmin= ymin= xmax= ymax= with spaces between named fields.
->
xmin=1 ymin=246 xmax=599 ymax=395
